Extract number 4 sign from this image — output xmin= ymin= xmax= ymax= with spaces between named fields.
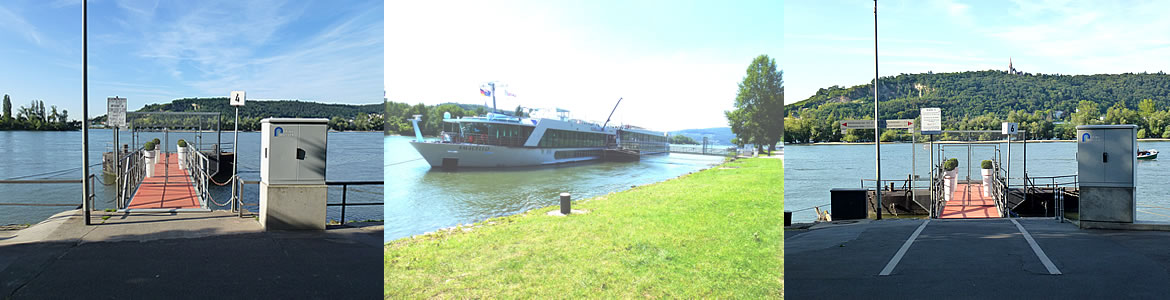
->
xmin=230 ymin=91 xmax=246 ymax=106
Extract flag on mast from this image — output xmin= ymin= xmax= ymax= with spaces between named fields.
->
xmin=480 ymin=88 xmax=491 ymax=96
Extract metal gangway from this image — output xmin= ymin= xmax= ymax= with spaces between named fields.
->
xmin=114 ymin=112 xmax=236 ymax=212
xmin=926 ymin=130 xmax=1029 ymax=219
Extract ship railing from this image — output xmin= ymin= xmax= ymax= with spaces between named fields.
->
xmin=444 ymin=132 xmax=529 ymax=147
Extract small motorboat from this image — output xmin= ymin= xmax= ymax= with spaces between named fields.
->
xmin=1138 ymin=149 xmax=1158 ymax=160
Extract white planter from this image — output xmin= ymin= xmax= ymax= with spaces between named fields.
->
xmin=177 ymin=146 xmax=188 ymax=170
xmin=143 ymin=149 xmax=156 ymax=166
xmin=943 ymin=169 xmax=958 ymax=202
xmin=144 ymin=157 xmax=156 ymax=178
xmin=981 ymin=168 xmax=994 ymax=197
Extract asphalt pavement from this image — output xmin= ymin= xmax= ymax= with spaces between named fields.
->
xmin=786 ymin=218 xmax=1170 ymax=299
xmin=1 ymin=210 xmax=382 ymax=299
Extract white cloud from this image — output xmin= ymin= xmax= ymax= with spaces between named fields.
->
xmin=101 ymin=1 xmax=383 ymax=104
xmin=0 ymin=5 xmax=43 ymax=45
xmin=385 ymin=1 xmax=749 ymax=130
xmin=991 ymin=0 xmax=1170 ymax=74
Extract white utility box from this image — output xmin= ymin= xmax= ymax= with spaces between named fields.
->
xmin=1076 ymin=124 xmax=1136 ymax=224
xmin=261 ymin=118 xmax=329 ymax=185
xmin=259 ymin=118 xmax=329 ymax=230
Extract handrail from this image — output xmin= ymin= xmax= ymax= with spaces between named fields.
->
xmin=931 ymin=163 xmax=946 ymax=218
xmin=991 ymin=161 xmax=1009 ymax=217
xmin=118 ymin=148 xmax=146 ymax=209
xmin=324 ymin=181 xmax=384 ymax=225
xmin=230 ymin=180 xmax=383 ymax=225
xmin=184 ymin=144 xmax=215 ymax=209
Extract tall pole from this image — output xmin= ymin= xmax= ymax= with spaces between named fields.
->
xmin=81 ymin=0 xmax=91 ymax=225
xmin=234 ymin=106 xmax=239 ymax=216
xmin=490 ymin=82 xmax=497 ymax=113
xmin=113 ymin=126 xmax=119 ymax=205
xmin=873 ymin=0 xmax=882 ymax=220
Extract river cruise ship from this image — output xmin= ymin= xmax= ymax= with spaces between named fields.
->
xmin=408 ymin=109 xmax=667 ymax=168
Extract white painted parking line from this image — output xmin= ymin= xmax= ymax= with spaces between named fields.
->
xmin=879 ymin=219 xmax=930 ymax=276
xmin=1011 ymin=219 xmax=1062 ymax=275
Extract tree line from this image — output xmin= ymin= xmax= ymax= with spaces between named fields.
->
xmin=0 ymin=94 xmax=79 ymax=131
xmin=131 ymin=97 xmax=384 ymax=131
xmin=384 ymin=101 xmax=493 ymax=136
xmin=785 ymin=70 xmax=1170 ymax=143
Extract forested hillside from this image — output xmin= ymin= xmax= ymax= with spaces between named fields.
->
xmin=134 ymin=97 xmax=383 ymax=131
xmin=785 ymin=70 xmax=1170 ymax=142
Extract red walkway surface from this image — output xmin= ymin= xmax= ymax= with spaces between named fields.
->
xmin=128 ymin=153 xmax=201 ymax=209
xmin=940 ymin=183 xmax=1001 ymax=219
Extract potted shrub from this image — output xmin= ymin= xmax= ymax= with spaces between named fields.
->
xmin=177 ymin=139 xmax=188 ymax=170
xmin=143 ymin=142 xmax=157 ymax=177
xmin=943 ymin=158 xmax=959 ymax=202
xmin=981 ymin=160 xmax=994 ymax=197
xmin=150 ymin=138 xmax=162 ymax=163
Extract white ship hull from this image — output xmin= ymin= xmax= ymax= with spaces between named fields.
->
xmin=409 ymin=141 xmax=604 ymax=168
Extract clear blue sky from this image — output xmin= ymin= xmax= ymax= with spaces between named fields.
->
xmin=0 ymin=0 xmax=383 ymax=120
xmin=386 ymin=0 xmax=782 ymax=131
xmin=785 ymin=0 xmax=1170 ymax=104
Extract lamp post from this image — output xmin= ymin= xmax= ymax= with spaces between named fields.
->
xmin=81 ymin=0 xmax=91 ymax=225
xmin=873 ymin=0 xmax=882 ymax=220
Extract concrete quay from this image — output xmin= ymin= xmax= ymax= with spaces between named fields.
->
xmin=1 ymin=209 xmax=382 ymax=298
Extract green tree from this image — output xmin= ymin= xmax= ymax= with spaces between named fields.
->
xmin=726 ymin=55 xmax=784 ymax=154
xmin=354 ymin=112 xmax=370 ymax=131
xmin=669 ymin=134 xmax=699 ymax=145
xmin=2 ymin=94 xmax=11 ymax=123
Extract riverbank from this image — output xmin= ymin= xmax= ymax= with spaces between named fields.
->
xmin=384 ymin=157 xmax=782 ymax=298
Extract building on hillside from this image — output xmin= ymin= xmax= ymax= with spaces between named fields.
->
xmin=1007 ymin=58 xmax=1023 ymax=75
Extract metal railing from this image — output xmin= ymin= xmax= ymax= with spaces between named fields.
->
xmin=117 ymin=148 xmax=146 ymax=209
xmin=1024 ymin=174 xmax=1078 ymax=220
xmin=990 ymin=161 xmax=1009 ymax=218
xmin=668 ymin=144 xmax=739 ymax=156
xmin=931 ymin=163 xmax=947 ymax=218
xmin=183 ymin=144 xmax=214 ymax=209
xmin=326 ymin=181 xmax=383 ymax=225
xmin=440 ymin=132 xmax=529 ymax=147
xmin=234 ymin=180 xmax=383 ymax=225
xmin=0 ymin=175 xmax=97 ymax=209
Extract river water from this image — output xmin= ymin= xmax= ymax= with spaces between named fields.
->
xmin=786 ymin=141 xmax=1170 ymax=223
xmin=383 ymin=135 xmax=726 ymax=241
xmin=0 ymin=129 xmax=383 ymax=225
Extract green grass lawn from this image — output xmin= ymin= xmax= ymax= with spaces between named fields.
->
xmin=385 ymin=157 xmax=783 ymax=298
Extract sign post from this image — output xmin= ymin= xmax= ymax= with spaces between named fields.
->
xmin=108 ymin=96 xmax=126 ymax=205
xmin=920 ymin=108 xmax=942 ymax=135
xmin=920 ymin=107 xmax=942 ymax=216
xmin=230 ymin=91 xmax=245 ymax=215
xmin=1002 ymin=122 xmax=1018 ymax=198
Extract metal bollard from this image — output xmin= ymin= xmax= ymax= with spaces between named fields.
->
xmin=560 ymin=193 xmax=571 ymax=215
xmin=784 ymin=211 xmax=792 ymax=227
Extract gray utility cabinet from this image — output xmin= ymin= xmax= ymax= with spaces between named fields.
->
xmin=260 ymin=118 xmax=329 ymax=185
xmin=1076 ymin=125 xmax=1136 ymax=223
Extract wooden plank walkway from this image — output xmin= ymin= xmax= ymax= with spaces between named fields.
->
xmin=940 ymin=183 xmax=1000 ymax=219
xmin=128 ymin=153 xmax=201 ymax=209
